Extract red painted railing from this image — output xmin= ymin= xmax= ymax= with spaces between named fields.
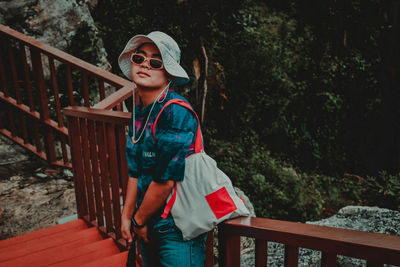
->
xmin=0 ymin=24 xmax=131 ymax=168
xmin=63 ymin=101 xmax=400 ymax=266
xmin=218 ymin=217 xmax=400 ymax=266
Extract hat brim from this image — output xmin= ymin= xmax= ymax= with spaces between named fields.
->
xmin=118 ymin=35 xmax=189 ymax=86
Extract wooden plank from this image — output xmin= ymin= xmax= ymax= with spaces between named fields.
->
xmin=63 ymin=106 xmax=130 ymax=124
xmin=66 ymin=63 xmax=74 ymax=106
xmin=7 ymin=39 xmax=22 ymax=104
xmin=48 ymin=56 xmax=64 ymax=127
xmin=80 ymin=118 xmax=96 ymax=222
xmin=19 ymin=42 xmax=35 ymax=111
xmin=1 ymin=91 xmax=69 ymax=136
xmin=0 ymin=227 xmax=101 ymax=261
xmin=96 ymin=121 xmax=113 ymax=233
xmin=98 ymin=78 xmax=105 ymax=100
xmin=366 ymin=261 xmax=384 ymax=267
xmin=222 ymin=217 xmax=400 ymax=265
xmin=284 ymin=245 xmax=299 ymax=267
xmin=0 ymin=219 xmax=87 ymax=249
xmin=205 ymin=231 xmax=214 ymax=267
xmin=321 ymin=252 xmax=336 ymax=267
xmin=82 ymin=70 xmax=90 ymax=107
xmin=218 ymin=225 xmax=240 ymax=267
xmin=7 ymin=104 xmax=16 ymax=137
xmin=116 ymin=124 xmax=128 ymax=204
xmin=93 ymin=84 xmax=132 ymax=110
xmin=80 ymin=251 xmax=129 ymax=267
xmin=60 ymin=134 xmax=69 ymax=164
xmin=0 ymin=35 xmax=9 ymax=97
xmin=87 ymin=119 xmax=104 ymax=226
xmin=30 ymin=47 xmax=56 ymax=164
xmin=19 ymin=111 xmax=29 ymax=144
xmin=106 ymin=122 xmax=122 ymax=240
xmin=255 ymin=239 xmax=268 ymax=267
xmin=33 ymin=119 xmax=42 ymax=153
xmin=67 ymin=116 xmax=88 ymax=218
xmin=0 ymin=128 xmax=45 ymax=160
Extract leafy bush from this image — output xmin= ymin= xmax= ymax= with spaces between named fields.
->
xmin=206 ymin=132 xmax=324 ymax=222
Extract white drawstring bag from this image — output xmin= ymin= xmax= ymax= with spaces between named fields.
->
xmin=153 ymin=99 xmax=250 ymax=240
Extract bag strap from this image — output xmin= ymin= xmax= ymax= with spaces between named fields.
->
xmin=152 ymin=98 xmax=203 ymax=154
xmin=161 ymin=182 xmax=177 ymax=219
xmin=154 ymin=99 xmax=203 ymax=219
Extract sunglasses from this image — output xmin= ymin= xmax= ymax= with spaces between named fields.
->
xmin=129 ymin=53 xmax=164 ymax=69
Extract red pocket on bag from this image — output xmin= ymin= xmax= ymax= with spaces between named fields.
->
xmin=205 ymin=187 xmax=237 ymax=219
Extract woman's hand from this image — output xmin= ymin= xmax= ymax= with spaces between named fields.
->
xmin=121 ymin=217 xmax=134 ymax=246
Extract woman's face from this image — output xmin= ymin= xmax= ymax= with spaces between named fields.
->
xmin=130 ymin=43 xmax=170 ymax=90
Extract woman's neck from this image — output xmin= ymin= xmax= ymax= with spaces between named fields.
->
xmin=137 ymin=85 xmax=168 ymax=108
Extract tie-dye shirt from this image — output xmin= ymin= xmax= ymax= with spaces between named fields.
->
xmin=125 ymin=90 xmax=198 ymax=229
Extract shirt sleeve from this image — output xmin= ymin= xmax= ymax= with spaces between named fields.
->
xmin=153 ymin=103 xmax=198 ymax=183
xmin=126 ymin=118 xmax=138 ymax=178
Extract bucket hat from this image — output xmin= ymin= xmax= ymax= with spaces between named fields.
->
xmin=118 ymin=31 xmax=190 ymax=86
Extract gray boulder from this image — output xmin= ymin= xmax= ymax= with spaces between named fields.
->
xmin=0 ymin=0 xmax=110 ymax=71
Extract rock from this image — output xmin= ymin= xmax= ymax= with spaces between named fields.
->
xmin=63 ymin=169 xmax=74 ymax=178
xmin=0 ymin=0 xmax=109 ymax=68
xmin=35 ymin=173 xmax=47 ymax=179
xmin=239 ymin=206 xmax=400 ymax=267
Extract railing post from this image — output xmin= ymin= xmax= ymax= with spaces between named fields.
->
xmin=66 ymin=115 xmax=88 ymax=218
xmin=218 ymin=224 xmax=240 ymax=267
xmin=321 ymin=252 xmax=337 ymax=267
xmin=284 ymin=245 xmax=299 ymax=267
xmin=205 ymin=230 xmax=214 ymax=267
xmin=255 ymin=239 xmax=268 ymax=267
xmin=30 ymin=47 xmax=56 ymax=164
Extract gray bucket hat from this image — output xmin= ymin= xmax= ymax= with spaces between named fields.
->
xmin=118 ymin=31 xmax=190 ymax=86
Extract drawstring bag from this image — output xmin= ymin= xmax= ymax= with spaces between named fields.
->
xmin=153 ymin=99 xmax=250 ymax=241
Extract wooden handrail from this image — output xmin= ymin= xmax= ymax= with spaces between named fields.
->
xmin=0 ymin=24 xmax=130 ymax=88
xmin=219 ymin=216 xmax=400 ymax=266
xmin=63 ymin=106 xmax=130 ymax=124
xmin=93 ymin=84 xmax=133 ymax=110
xmin=0 ymin=24 xmax=132 ymax=167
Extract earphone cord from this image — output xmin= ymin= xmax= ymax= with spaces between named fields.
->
xmin=131 ymin=81 xmax=171 ymax=144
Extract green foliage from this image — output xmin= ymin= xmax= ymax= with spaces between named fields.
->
xmin=207 ymin=132 xmax=324 ymax=221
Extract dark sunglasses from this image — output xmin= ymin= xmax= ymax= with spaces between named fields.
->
xmin=129 ymin=53 xmax=164 ymax=69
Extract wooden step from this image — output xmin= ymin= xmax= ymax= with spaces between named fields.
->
xmin=0 ymin=227 xmax=102 ymax=262
xmin=49 ymin=239 xmax=120 ymax=266
xmin=80 ymin=251 xmax=130 ymax=267
xmin=0 ymin=219 xmax=87 ymax=249
xmin=1 ymin=235 xmax=114 ymax=266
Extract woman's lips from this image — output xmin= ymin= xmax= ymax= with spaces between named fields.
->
xmin=137 ymin=71 xmax=150 ymax=77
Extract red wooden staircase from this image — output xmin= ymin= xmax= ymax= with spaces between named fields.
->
xmin=0 ymin=219 xmax=130 ymax=266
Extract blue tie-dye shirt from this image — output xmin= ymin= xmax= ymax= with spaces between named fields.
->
xmin=125 ymin=90 xmax=198 ymax=229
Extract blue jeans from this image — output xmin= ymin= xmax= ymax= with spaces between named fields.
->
xmin=139 ymin=223 xmax=207 ymax=267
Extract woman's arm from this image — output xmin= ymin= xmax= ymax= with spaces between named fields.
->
xmin=121 ymin=177 xmax=138 ymax=245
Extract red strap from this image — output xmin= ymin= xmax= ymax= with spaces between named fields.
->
xmin=152 ymin=99 xmax=203 ymax=153
xmin=161 ymin=182 xmax=177 ymax=219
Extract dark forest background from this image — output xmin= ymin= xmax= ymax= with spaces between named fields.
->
xmin=73 ymin=0 xmax=400 ymax=222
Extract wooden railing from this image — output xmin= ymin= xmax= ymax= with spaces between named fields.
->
xmin=64 ymin=97 xmax=400 ymax=266
xmin=0 ymin=24 xmax=131 ymax=167
xmin=218 ymin=217 xmax=400 ymax=266
xmin=63 ymin=106 xmax=130 ymax=250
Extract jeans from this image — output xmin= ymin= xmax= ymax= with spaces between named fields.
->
xmin=139 ymin=223 xmax=207 ymax=267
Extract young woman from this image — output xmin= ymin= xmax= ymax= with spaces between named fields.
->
xmin=119 ymin=31 xmax=207 ymax=266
